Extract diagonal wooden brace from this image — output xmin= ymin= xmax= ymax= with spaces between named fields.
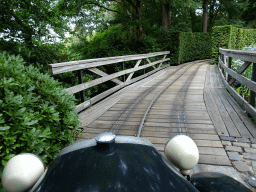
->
xmin=88 ymin=67 xmax=123 ymax=85
xmin=146 ymin=58 xmax=156 ymax=69
xmin=126 ymin=59 xmax=142 ymax=82
xmin=228 ymin=61 xmax=252 ymax=86
xmin=158 ymin=55 xmax=167 ymax=68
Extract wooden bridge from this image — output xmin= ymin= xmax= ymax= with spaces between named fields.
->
xmin=49 ymin=49 xmax=256 ymax=186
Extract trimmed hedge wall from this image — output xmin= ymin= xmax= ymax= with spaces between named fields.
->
xmin=168 ymin=32 xmax=212 ymax=65
xmin=169 ymin=25 xmax=256 ymax=65
xmin=212 ymin=25 xmax=256 ymax=64
xmin=179 ymin=32 xmax=212 ymax=64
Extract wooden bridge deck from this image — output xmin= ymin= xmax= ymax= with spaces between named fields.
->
xmin=76 ymin=59 xmax=256 ymax=167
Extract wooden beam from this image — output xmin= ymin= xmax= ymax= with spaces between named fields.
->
xmin=158 ymin=55 xmax=167 ymax=68
xmin=88 ymin=67 xmax=123 ymax=85
xmin=126 ymin=59 xmax=142 ymax=82
xmin=219 ymin=59 xmax=256 ymax=93
xmin=64 ymin=58 xmax=170 ymax=94
xmin=219 ymin=48 xmax=256 ymax=63
xmin=49 ymin=51 xmax=170 ymax=75
xmin=146 ymin=58 xmax=156 ymax=69
xmin=229 ymin=61 xmax=251 ymax=85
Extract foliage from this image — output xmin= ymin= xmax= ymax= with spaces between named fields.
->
xmin=0 ymin=52 xmax=80 ymax=172
xmin=179 ymin=32 xmax=212 ymax=63
xmin=230 ymin=43 xmax=256 ymax=101
xmin=165 ymin=31 xmax=211 ymax=64
xmin=211 ymin=25 xmax=256 ymax=64
xmin=0 ymin=0 xmax=72 ymax=66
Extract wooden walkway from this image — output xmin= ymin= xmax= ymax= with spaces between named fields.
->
xmin=77 ymin=59 xmax=256 ymax=167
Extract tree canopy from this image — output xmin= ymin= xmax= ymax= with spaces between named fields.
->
xmin=0 ymin=0 xmax=254 ymax=65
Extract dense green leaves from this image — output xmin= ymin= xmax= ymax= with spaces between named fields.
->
xmin=211 ymin=25 xmax=256 ymax=64
xmin=0 ymin=52 xmax=80 ymax=169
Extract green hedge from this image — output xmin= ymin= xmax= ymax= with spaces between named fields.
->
xmin=179 ymin=32 xmax=212 ymax=64
xmin=211 ymin=25 xmax=256 ymax=64
xmin=168 ymin=32 xmax=212 ymax=65
xmin=0 ymin=52 xmax=80 ymax=168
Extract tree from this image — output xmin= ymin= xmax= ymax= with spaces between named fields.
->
xmin=207 ymin=0 xmax=248 ymax=31
xmin=202 ymin=0 xmax=208 ymax=32
xmin=0 ymin=0 xmax=70 ymax=64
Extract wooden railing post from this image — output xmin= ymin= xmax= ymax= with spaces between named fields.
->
xmin=250 ymin=63 xmax=256 ymax=107
xmin=227 ymin=57 xmax=232 ymax=82
xmin=77 ymin=70 xmax=85 ymax=102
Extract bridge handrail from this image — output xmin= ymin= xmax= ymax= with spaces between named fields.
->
xmin=48 ymin=51 xmax=170 ymax=113
xmin=218 ymin=48 xmax=256 ymax=120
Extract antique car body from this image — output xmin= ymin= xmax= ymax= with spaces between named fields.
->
xmin=2 ymin=133 xmax=252 ymax=192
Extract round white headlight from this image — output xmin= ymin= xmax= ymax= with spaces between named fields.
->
xmin=2 ymin=153 xmax=44 ymax=192
xmin=164 ymin=135 xmax=199 ymax=175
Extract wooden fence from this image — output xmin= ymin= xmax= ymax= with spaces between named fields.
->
xmin=218 ymin=48 xmax=256 ymax=120
xmin=48 ymin=51 xmax=170 ymax=113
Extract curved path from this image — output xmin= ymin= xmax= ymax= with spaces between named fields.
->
xmin=77 ymin=59 xmax=256 ymax=190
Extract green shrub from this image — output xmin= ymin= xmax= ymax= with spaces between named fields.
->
xmin=0 ymin=52 xmax=80 ymax=169
xmin=211 ymin=25 xmax=256 ymax=64
xmin=167 ymin=32 xmax=211 ymax=65
xmin=179 ymin=32 xmax=212 ymax=64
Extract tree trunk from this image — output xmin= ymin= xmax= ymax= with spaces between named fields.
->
xmin=202 ymin=0 xmax=208 ymax=33
xmin=162 ymin=2 xmax=168 ymax=29
xmin=168 ymin=8 xmax=172 ymax=26
xmin=137 ymin=0 xmax=143 ymax=40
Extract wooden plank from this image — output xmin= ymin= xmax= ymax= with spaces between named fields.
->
xmin=65 ymin=58 xmax=170 ymax=94
xmin=229 ymin=61 xmax=251 ymax=85
xmin=97 ymin=116 xmax=212 ymax=124
xmin=204 ymin=89 xmax=229 ymax=136
xmin=220 ymin=89 xmax=256 ymax=138
xmin=219 ymin=60 xmax=256 ymax=92
xmin=216 ymin=88 xmax=252 ymax=138
xmin=110 ymin=104 xmax=206 ymax=110
xmin=198 ymin=154 xmax=231 ymax=166
xmin=141 ymin=131 xmax=217 ymax=138
xmin=142 ymin=127 xmax=216 ymax=134
xmin=153 ymin=141 xmax=223 ymax=152
xmin=218 ymin=66 xmax=256 ymax=121
xmin=143 ymin=122 xmax=214 ymax=129
xmin=49 ymin=51 xmax=170 ymax=74
xmin=142 ymin=134 xmax=219 ymax=144
xmin=87 ymin=120 xmax=214 ymax=129
xmin=158 ymin=54 xmax=167 ymax=68
xmin=204 ymin=65 xmax=211 ymax=88
xmin=219 ymin=48 xmax=256 ymax=63
xmin=126 ymin=59 xmax=142 ymax=81
xmin=88 ymin=67 xmax=122 ymax=85
xmin=209 ymin=88 xmax=241 ymax=137
xmin=194 ymin=140 xmax=223 ymax=148
xmin=214 ymin=65 xmax=225 ymax=88
xmin=198 ymin=147 xmax=226 ymax=156
xmin=146 ymin=58 xmax=156 ymax=69
xmin=212 ymin=65 xmax=224 ymax=88
xmin=210 ymin=65 xmax=219 ymax=88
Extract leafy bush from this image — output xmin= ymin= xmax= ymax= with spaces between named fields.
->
xmin=230 ymin=43 xmax=256 ymax=101
xmin=0 ymin=52 xmax=80 ymax=169
xmin=179 ymin=32 xmax=212 ymax=64
xmin=166 ymin=31 xmax=211 ymax=65
xmin=211 ymin=25 xmax=256 ymax=64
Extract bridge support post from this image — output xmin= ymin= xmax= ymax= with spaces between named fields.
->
xmin=77 ymin=70 xmax=85 ymax=103
xmin=227 ymin=57 xmax=232 ymax=82
xmin=249 ymin=63 xmax=256 ymax=107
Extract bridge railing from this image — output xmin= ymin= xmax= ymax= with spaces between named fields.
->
xmin=218 ymin=48 xmax=256 ymax=120
xmin=48 ymin=51 xmax=170 ymax=113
